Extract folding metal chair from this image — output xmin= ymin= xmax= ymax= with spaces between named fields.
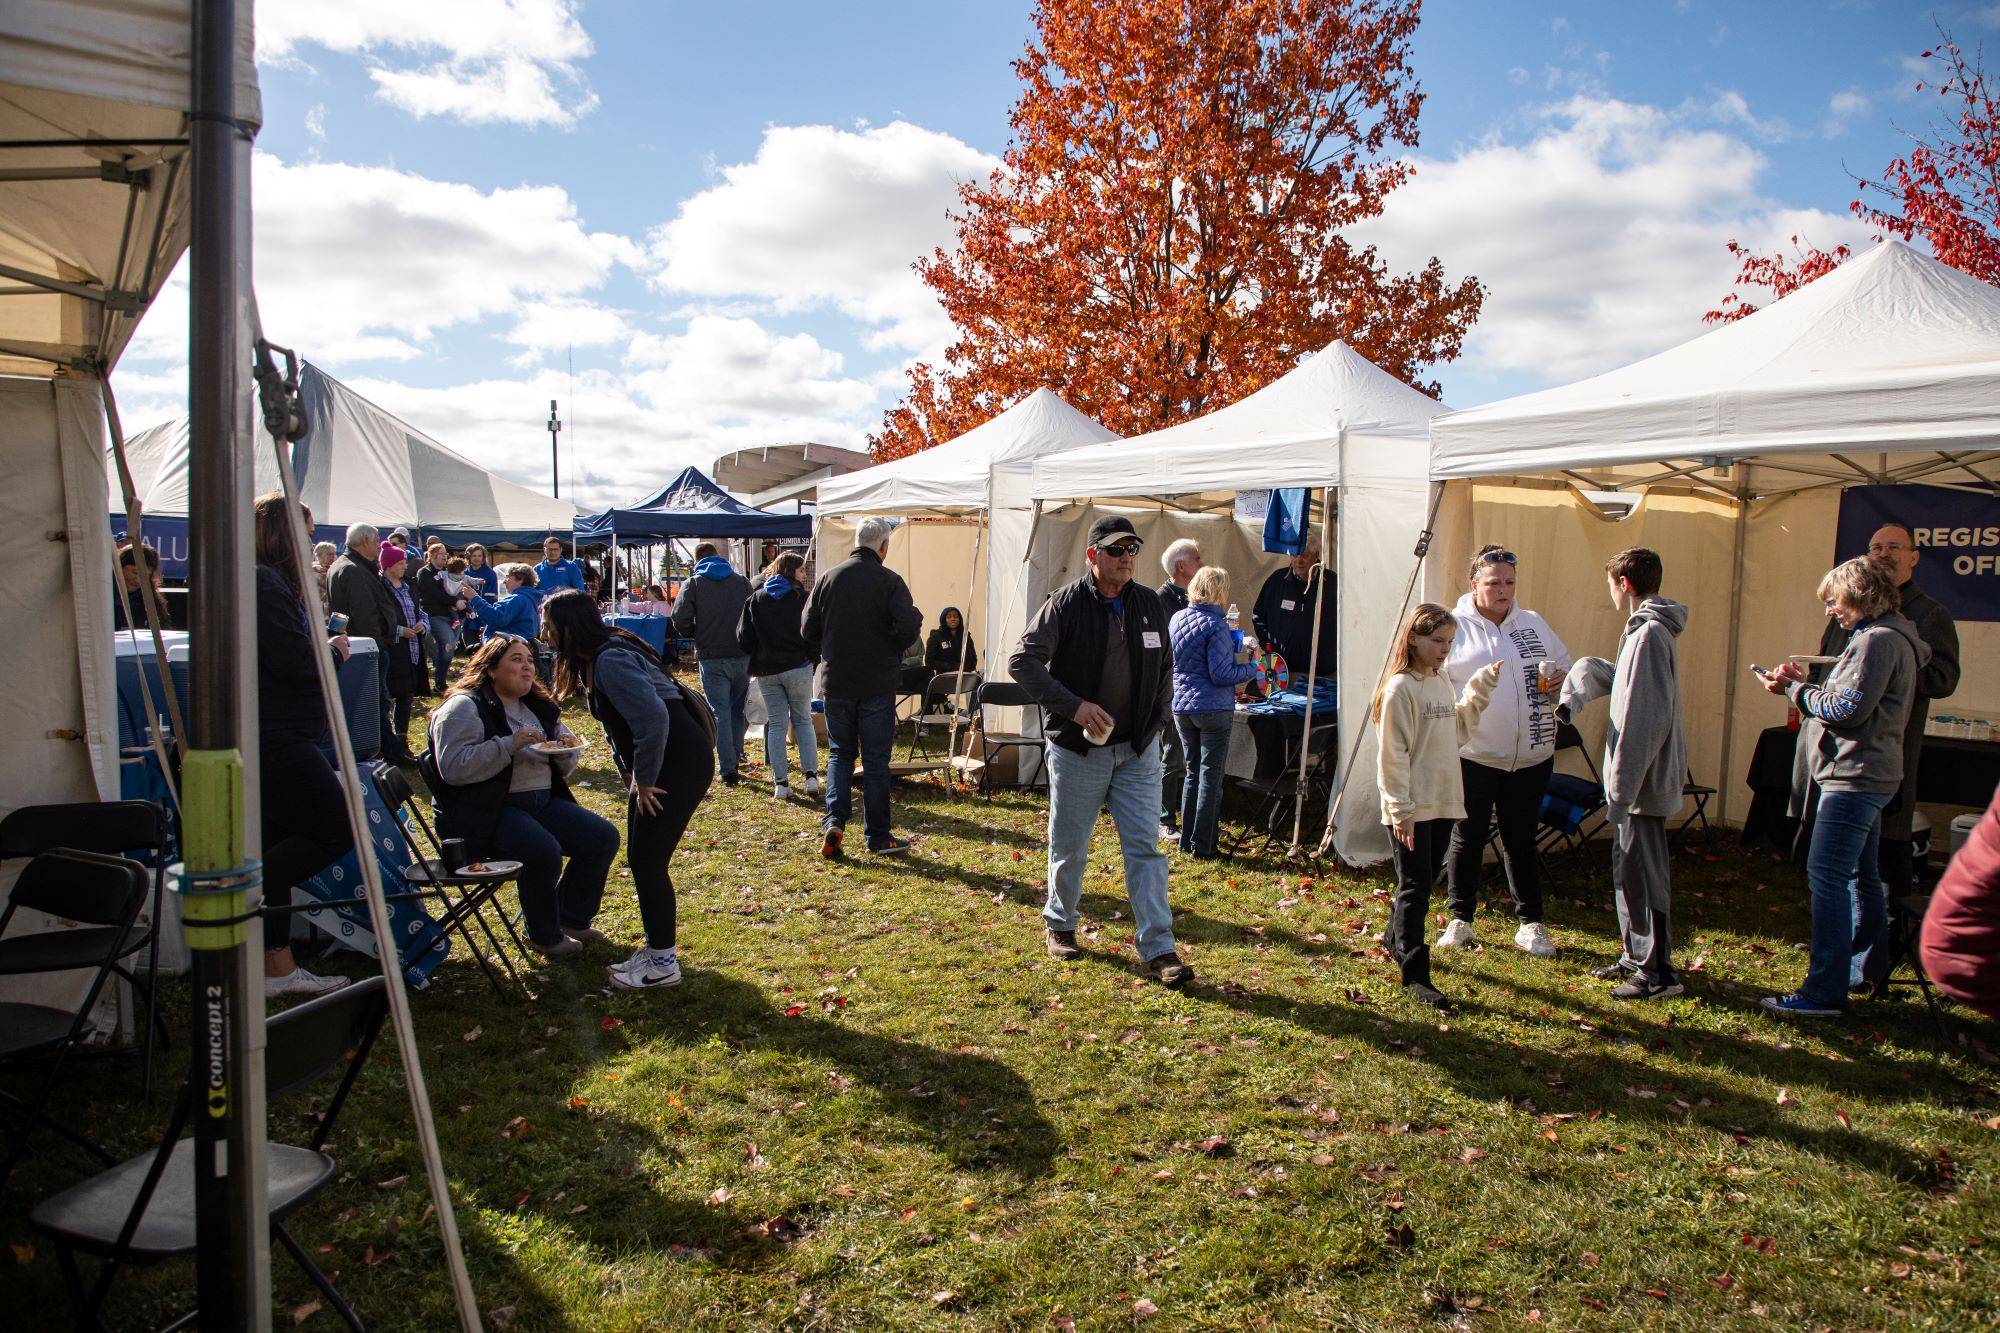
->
xmin=960 ymin=681 xmax=1048 ymax=799
xmin=1228 ymin=718 xmax=1336 ymax=856
xmin=1487 ymin=720 xmax=1610 ymax=894
xmin=0 ymin=801 xmax=172 ymax=1099
xmin=0 ymin=849 xmax=154 ymax=1192
xmin=31 ymin=977 xmax=390 ymax=1331
xmin=371 ymin=761 xmax=534 ymax=1000
xmin=1672 ymin=768 xmax=1716 ymax=847
xmin=910 ymin=671 xmax=982 ymax=761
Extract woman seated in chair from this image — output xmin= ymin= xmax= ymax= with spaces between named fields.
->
xmin=424 ymin=635 xmax=619 ymax=957
xmin=464 ymin=563 xmax=541 ymax=642
xmin=922 ymin=605 xmax=977 ymax=715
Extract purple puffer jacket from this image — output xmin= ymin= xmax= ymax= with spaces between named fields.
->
xmin=1170 ymin=603 xmax=1257 ymax=714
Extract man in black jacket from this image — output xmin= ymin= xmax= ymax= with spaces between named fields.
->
xmin=1251 ymin=539 xmax=1336 ymax=679
xmin=673 ymin=542 xmax=754 ymax=786
xmin=803 ymin=517 xmax=921 ymax=857
xmin=1012 ymin=515 xmax=1190 ymax=988
xmin=327 ymin=522 xmax=407 ymax=761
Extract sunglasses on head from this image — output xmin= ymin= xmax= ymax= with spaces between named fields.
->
xmin=1099 ymin=540 xmax=1142 ymax=557
xmin=1478 ymin=550 xmax=1518 ymax=566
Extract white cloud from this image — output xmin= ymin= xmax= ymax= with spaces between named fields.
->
xmin=304 ymin=104 xmax=326 ymax=141
xmin=1700 ymin=90 xmax=1795 ymax=143
xmin=503 ymin=299 xmax=633 ymax=356
xmin=1354 ymin=95 xmax=1874 ymax=385
xmin=1823 ymin=89 xmax=1871 ymax=138
xmin=260 ymin=0 xmax=597 ymax=128
xmin=645 ymin=121 xmax=1000 ymax=357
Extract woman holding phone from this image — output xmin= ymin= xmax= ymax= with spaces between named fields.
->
xmin=541 ymin=589 xmax=715 ymax=989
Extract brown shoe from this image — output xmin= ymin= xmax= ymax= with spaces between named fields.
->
xmin=1145 ymin=951 xmax=1193 ymax=988
xmin=1045 ymin=929 xmax=1081 ymax=961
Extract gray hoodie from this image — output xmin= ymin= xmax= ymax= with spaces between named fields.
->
xmin=1560 ymin=596 xmax=1689 ymax=818
xmin=1788 ymin=612 xmax=1927 ymax=796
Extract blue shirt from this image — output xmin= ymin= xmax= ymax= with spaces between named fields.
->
xmin=534 ymin=558 xmax=586 ymax=596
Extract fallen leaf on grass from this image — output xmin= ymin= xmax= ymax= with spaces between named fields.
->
xmin=363 ymin=1245 xmax=392 ymax=1267
xmin=1309 ymin=1153 xmax=1336 ymax=1167
xmin=744 ymin=1143 xmax=768 ymax=1169
xmin=749 ymin=1216 xmax=802 ymax=1244
xmin=7 ymin=1243 xmax=31 ymax=1265
xmin=1457 ymin=1147 xmax=1486 ymax=1165
xmin=567 ymin=1095 xmax=590 ymax=1111
xmin=461 ymin=1026 xmax=482 ymax=1042
xmin=375 ymin=1175 xmax=408 ymax=1191
xmin=599 ymin=1016 xmax=623 ymax=1030
xmin=1579 ymin=1251 xmax=1601 ymax=1269
xmin=1775 ymin=1088 xmax=1794 ymax=1108
xmin=488 ymin=1309 xmax=515 ymax=1328
xmin=783 ymin=1004 xmax=807 ymax=1018
xmin=1711 ymin=1274 xmax=1735 ymax=1291
xmin=1385 ymin=1221 xmax=1416 ymax=1247
xmin=930 ymin=1291 xmax=959 ymax=1307
xmin=706 ymin=1187 xmax=734 ymax=1207
xmin=500 ymin=1117 xmax=530 ymax=1140
xmin=1836 ymin=1110 xmax=1852 ymax=1129
xmin=1133 ymin=1297 xmax=1160 ymax=1318
xmin=291 ymin=1299 xmax=322 ymax=1324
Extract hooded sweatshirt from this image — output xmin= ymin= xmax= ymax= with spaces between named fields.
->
xmin=1559 ymin=596 xmax=1689 ymax=818
xmin=735 ymin=573 xmax=814 ymax=677
xmin=1377 ymin=663 xmax=1501 ymax=824
xmin=1443 ymin=593 xmax=1573 ymax=772
xmin=1788 ymin=612 xmax=1926 ymax=796
xmin=672 ymin=555 xmax=752 ymax=661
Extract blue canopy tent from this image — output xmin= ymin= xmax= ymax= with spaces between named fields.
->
xmin=575 ymin=466 xmax=813 ymax=599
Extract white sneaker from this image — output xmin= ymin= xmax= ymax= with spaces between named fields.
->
xmin=804 ymin=775 xmax=823 ymax=797
xmin=609 ymin=947 xmax=682 ymax=989
xmin=773 ymin=784 xmax=792 ymax=801
xmin=1514 ymin=921 xmax=1558 ymax=958
xmin=1435 ymin=919 xmax=1477 ymax=950
xmin=264 ymin=968 xmax=351 ymax=999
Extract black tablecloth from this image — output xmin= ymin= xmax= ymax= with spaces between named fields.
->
xmin=1742 ymin=724 xmax=2000 ymax=849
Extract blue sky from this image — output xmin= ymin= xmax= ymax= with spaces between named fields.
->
xmin=118 ymin=1 xmax=1983 ymax=508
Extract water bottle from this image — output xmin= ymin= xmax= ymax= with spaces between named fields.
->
xmin=1226 ymin=603 xmax=1242 ymax=650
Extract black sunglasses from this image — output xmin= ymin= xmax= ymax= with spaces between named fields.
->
xmin=1098 ymin=540 xmax=1143 ymax=557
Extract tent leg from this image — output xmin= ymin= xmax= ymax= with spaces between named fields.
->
xmin=943 ymin=512 xmax=987 ymax=780
xmin=1715 ymin=487 xmax=1751 ymax=828
xmin=1288 ymin=486 xmax=1335 ymax=855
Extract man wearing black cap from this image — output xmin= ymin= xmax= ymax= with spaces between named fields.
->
xmin=1011 ymin=515 xmax=1190 ymax=987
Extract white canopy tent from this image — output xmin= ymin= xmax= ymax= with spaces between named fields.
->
xmin=1028 ymin=341 xmax=1450 ymax=865
xmin=814 ymin=388 xmax=1117 ymax=688
xmin=114 ymin=361 xmax=579 ymax=570
xmin=1426 ymin=239 xmax=2000 ymax=827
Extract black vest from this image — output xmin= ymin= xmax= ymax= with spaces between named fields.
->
xmin=1044 ymin=576 xmax=1169 ymax=756
xmin=422 ymin=686 xmax=572 ymax=854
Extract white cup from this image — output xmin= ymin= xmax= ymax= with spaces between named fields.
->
xmin=1083 ymin=717 xmax=1113 ymax=746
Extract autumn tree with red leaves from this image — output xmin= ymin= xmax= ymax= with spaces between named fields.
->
xmin=1706 ymin=26 xmax=2000 ymax=323
xmin=870 ymin=0 xmax=1484 ymax=459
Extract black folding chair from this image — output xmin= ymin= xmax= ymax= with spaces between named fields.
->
xmin=1228 ymin=718 xmax=1336 ymax=856
xmin=373 ymin=762 xmax=532 ymax=1000
xmin=961 ymin=681 xmax=1048 ymax=799
xmin=31 ymin=976 xmax=390 ymax=1331
xmin=911 ymin=671 xmax=982 ymax=761
xmin=0 ymin=801 xmax=172 ymax=1101
xmin=1482 ymin=720 xmax=1610 ymax=896
xmin=0 ymin=850 xmax=154 ymax=1192
xmin=1672 ymin=768 xmax=1716 ymax=847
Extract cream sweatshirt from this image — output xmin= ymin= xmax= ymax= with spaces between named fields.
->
xmin=1377 ymin=664 xmax=1501 ymax=825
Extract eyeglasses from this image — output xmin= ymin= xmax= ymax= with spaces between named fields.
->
xmin=1099 ymin=541 xmax=1142 ymax=558
xmin=1866 ymin=543 xmax=1911 ymax=556
xmin=1478 ymin=550 xmax=1518 ymax=566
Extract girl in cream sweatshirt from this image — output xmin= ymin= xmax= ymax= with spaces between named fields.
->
xmin=1373 ymin=603 xmax=1501 ymax=1007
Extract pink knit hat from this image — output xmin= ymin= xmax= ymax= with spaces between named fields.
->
xmin=378 ymin=543 xmax=408 ymax=572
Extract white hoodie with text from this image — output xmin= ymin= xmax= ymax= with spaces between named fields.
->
xmin=1443 ymin=593 xmax=1573 ymax=772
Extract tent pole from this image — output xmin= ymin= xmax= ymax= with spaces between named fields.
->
xmin=1288 ymin=486 xmax=1334 ymax=855
xmin=182 ymin=0 xmax=269 ymax=1322
xmin=1318 ymin=482 xmax=1445 ymax=859
xmin=945 ymin=511 xmax=986 ymax=780
xmin=1715 ymin=484 xmax=1751 ymax=827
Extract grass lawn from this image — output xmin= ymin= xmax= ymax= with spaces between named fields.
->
xmin=4 ymin=694 xmax=1999 ymax=1330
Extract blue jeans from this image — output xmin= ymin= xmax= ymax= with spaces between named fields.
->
xmin=492 ymin=789 xmax=621 ymax=947
xmin=1175 ymin=711 xmax=1234 ymax=856
xmin=698 ymin=655 xmax=752 ymax=778
xmin=758 ymin=664 xmax=818 ymax=786
xmin=423 ymin=614 xmax=457 ymax=691
xmin=823 ymin=693 xmax=896 ymax=843
xmin=1044 ymin=738 xmax=1177 ymax=961
xmin=1801 ymin=789 xmax=1892 ymax=1008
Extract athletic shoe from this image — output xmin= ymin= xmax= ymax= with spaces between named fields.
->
xmin=1435 ymin=919 xmax=1477 ymax=950
xmin=820 ymin=825 xmax=845 ymax=860
xmin=1159 ymin=821 xmax=1178 ymax=845
xmin=1514 ymin=922 xmax=1558 ymax=958
xmin=1046 ymin=929 xmax=1081 ymax=961
xmin=773 ymin=784 xmax=792 ymax=802
xmin=1759 ymin=991 xmax=1845 ymax=1019
xmin=608 ymin=947 xmax=682 ymax=990
xmin=867 ymin=835 xmax=914 ymax=855
xmin=263 ymin=968 xmax=351 ymax=999
xmin=525 ymin=933 xmax=582 ymax=957
xmin=1145 ymin=951 xmax=1194 ymax=988
xmin=1589 ymin=959 xmax=1637 ymax=981
xmin=565 ymin=926 xmax=613 ymax=946
xmin=804 ymin=775 xmax=823 ymax=797
xmin=1609 ymin=975 xmax=1684 ymax=1001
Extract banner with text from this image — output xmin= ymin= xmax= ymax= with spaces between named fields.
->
xmin=1835 ymin=483 xmax=2000 ymax=622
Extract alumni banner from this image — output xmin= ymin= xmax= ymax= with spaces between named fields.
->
xmin=1835 ymin=483 xmax=2000 ymax=622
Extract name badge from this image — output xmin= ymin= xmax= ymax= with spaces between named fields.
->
xmin=1280 ymin=599 xmax=1297 ymax=611
xmin=1141 ymin=630 xmax=1162 ymax=649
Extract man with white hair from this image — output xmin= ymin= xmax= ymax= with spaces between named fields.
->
xmin=1156 ymin=538 xmax=1204 ymax=839
xmin=803 ymin=515 xmax=922 ymax=857
xmin=328 ymin=521 xmax=411 ymax=762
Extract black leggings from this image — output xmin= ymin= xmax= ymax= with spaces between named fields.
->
xmin=627 ymin=697 xmax=715 ymax=949
xmin=259 ymin=734 xmax=354 ymax=940
xmin=1446 ymin=757 xmax=1553 ymax=924
xmin=1385 ymin=818 xmax=1454 ymax=961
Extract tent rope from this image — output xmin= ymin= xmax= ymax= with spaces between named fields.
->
xmin=255 ymin=315 xmax=484 ymax=1331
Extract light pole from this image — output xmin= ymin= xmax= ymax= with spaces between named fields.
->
xmin=547 ymin=398 xmax=562 ymax=497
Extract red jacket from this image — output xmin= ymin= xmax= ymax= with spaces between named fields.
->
xmin=1921 ymin=784 xmax=2000 ymax=1021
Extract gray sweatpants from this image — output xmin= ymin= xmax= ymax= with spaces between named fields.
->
xmin=1611 ymin=812 xmax=1674 ymax=982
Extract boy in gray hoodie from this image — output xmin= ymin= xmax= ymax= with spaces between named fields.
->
xmin=1560 ymin=547 xmax=1690 ymax=1001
